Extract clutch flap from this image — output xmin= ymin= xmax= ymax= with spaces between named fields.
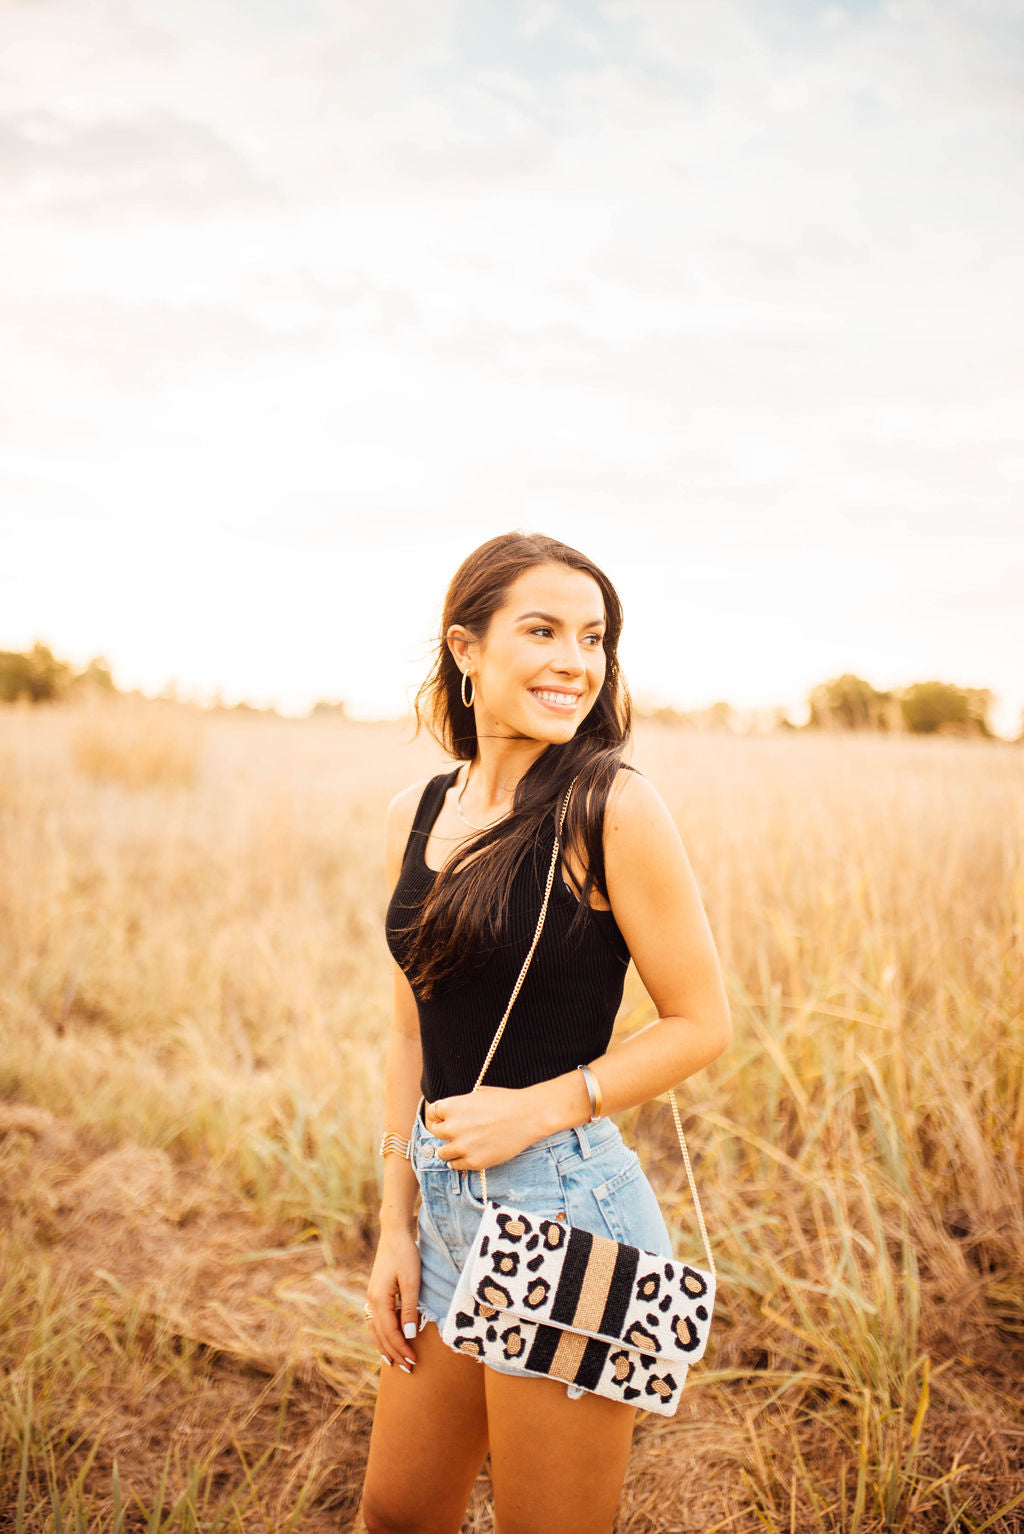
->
xmin=466 ymin=1202 xmax=715 ymax=1364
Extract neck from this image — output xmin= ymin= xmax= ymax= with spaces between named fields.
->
xmin=463 ymin=737 xmax=549 ymax=808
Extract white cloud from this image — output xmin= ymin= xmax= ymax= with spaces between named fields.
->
xmin=1 ymin=0 xmax=1021 ymax=730
xmin=0 ymin=107 xmax=275 ymax=221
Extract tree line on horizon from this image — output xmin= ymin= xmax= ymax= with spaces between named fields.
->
xmin=0 ymin=644 xmax=342 ymax=719
xmin=0 ymin=643 xmax=1015 ymax=740
xmin=0 ymin=643 xmax=117 ymax=704
xmin=652 ymin=673 xmax=1001 ymax=739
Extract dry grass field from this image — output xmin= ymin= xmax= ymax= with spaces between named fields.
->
xmin=1 ymin=700 xmax=1022 ymax=1533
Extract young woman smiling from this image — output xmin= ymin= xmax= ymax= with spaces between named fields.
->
xmin=360 ymin=532 xmax=731 ymax=1534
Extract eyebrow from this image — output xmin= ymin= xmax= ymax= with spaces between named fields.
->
xmin=516 ymin=609 xmax=606 ymax=629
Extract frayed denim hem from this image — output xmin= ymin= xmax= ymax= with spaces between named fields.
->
xmin=424 ymin=1306 xmax=588 ymax=1398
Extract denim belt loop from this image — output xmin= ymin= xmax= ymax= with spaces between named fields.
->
xmin=572 ymin=1123 xmax=593 ymax=1159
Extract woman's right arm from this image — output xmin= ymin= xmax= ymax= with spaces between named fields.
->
xmin=365 ymin=783 xmax=429 ymax=1372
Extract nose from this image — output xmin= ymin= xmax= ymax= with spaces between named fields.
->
xmin=552 ymin=639 xmax=586 ymax=676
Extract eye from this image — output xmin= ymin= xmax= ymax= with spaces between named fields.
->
xmin=583 ymin=634 xmax=604 ymax=646
xmin=529 ymin=626 xmax=554 ymax=638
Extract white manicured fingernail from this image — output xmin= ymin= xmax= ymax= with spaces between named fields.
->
xmin=403 ymin=1321 xmax=417 ymax=1339
xmin=399 ymin=1363 xmax=412 ymax=1374
xmin=380 ymin=1354 xmax=392 ymax=1367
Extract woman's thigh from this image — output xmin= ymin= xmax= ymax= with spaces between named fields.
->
xmin=361 ymin=1322 xmax=489 ymax=1534
xmin=484 ymin=1366 xmax=636 ymax=1534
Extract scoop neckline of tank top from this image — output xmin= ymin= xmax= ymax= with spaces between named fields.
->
xmin=417 ymin=768 xmax=618 ymax=920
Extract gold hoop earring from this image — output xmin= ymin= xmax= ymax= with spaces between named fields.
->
xmin=461 ymin=671 xmax=475 ymax=708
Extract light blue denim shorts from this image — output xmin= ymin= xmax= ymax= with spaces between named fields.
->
xmin=410 ymin=1107 xmax=673 ymax=1389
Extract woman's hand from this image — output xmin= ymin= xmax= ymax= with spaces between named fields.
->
xmin=365 ymin=1225 xmax=421 ymax=1372
xmin=425 ymin=1086 xmax=548 ymax=1169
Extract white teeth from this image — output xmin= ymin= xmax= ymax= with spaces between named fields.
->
xmin=533 ymin=690 xmax=579 ymax=707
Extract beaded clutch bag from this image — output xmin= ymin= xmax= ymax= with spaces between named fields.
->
xmin=441 ymin=1202 xmax=714 ymax=1415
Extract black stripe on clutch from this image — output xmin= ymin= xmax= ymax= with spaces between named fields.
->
xmin=574 ymin=1337 xmax=612 ymax=1391
xmin=549 ymin=1227 xmax=594 ymax=1326
xmin=598 ymin=1240 xmax=639 ymax=1339
xmin=524 ymin=1323 xmax=562 ymax=1375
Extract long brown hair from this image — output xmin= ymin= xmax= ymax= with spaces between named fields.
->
xmin=403 ymin=532 xmax=633 ymax=998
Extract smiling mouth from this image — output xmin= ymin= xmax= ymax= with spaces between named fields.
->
xmin=529 ymin=689 xmax=582 ymax=711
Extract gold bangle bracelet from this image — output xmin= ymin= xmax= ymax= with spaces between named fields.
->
xmin=379 ymin=1133 xmax=410 ymax=1159
xmin=577 ymin=1063 xmax=603 ymax=1123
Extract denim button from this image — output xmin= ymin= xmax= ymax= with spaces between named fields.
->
xmin=422 ymin=1145 xmax=434 ymax=1159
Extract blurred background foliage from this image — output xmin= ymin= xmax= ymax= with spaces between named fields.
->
xmin=2 ymin=643 xmax=1012 ymax=741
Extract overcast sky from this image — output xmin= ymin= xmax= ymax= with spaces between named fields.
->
xmin=1 ymin=0 xmax=1021 ymax=731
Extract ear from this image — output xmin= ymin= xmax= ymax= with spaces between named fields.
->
xmin=446 ymin=624 xmax=477 ymax=673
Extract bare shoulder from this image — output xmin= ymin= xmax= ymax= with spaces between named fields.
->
xmin=387 ymin=777 xmax=433 ymax=828
xmin=385 ymin=777 xmax=434 ymax=883
xmin=604 ymin=765 xmax=678 ymax=844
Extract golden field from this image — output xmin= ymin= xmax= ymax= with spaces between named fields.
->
xmin=1 ymin=700 xmax=1022 ymax=1533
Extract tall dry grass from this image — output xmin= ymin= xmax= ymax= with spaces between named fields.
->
xmin=0 ymin=702 xmax=1021 ymax=1532
xmin=70 ymin=700 xmax=204 ymax=790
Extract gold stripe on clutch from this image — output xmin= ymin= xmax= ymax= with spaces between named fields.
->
xmin=547 ymin=1234 xmax=620 ymax=1381
xmin=549 ymin=1328 xmax=589 ymax=1382
xmin=570 ymin=1235 xmax=618 ymax=1336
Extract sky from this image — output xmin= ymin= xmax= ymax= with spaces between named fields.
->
xmin=1 ymin=0 xmax=1022 ymax=732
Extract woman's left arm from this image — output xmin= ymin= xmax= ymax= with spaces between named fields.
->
xmin=525 ymin=768 xmax=732 ymax=1134
xmin=431 ymin=770 xmax=731 ymax=1166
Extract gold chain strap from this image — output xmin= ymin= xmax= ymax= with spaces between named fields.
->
xmin=469 ymin=776 xmax=715 ymax=1278
xmin=669 ymin=1088 xmax=716 ymax=1276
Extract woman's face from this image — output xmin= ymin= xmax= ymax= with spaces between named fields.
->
xmin=453 ymin=562 xmax=608 ymax=746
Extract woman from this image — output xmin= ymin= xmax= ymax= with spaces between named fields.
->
xmin=361 ymin=532 xmax=731 ymax=1534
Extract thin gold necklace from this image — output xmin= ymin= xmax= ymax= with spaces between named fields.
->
xmin=455 ymin=766 xmax=511 ymax=831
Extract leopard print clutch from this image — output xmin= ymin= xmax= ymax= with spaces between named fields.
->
xmin=441 ymin=1201 xmax=715 ymax=1416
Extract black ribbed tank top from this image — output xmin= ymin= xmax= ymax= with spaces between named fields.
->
xmin=385 ymin=768 xmax=631 ymax=1102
